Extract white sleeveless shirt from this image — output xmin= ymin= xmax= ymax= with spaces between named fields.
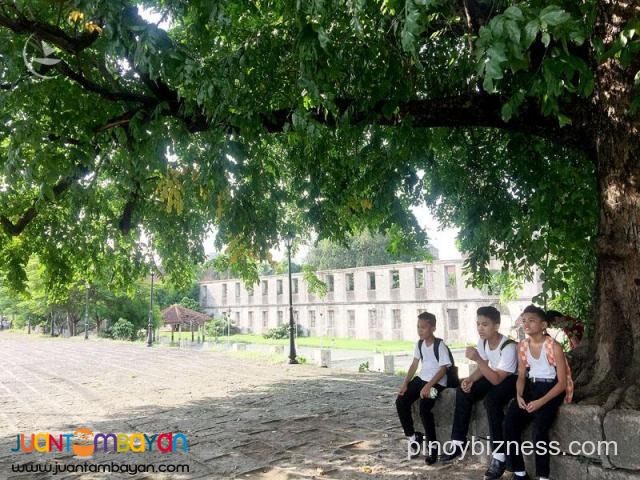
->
xmin=526 ymin=345 xmax=557 ymax=379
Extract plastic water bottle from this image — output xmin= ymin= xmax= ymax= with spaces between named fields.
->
xmin=429 ymin=387 xmax=438 ymax=399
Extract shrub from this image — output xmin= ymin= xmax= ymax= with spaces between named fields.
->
xmin=111 ymin=318 xmax=135 ymax=341
xmin=263 ymin=324 xmax=290 ymax=339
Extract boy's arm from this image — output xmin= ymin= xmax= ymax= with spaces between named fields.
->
xmin=420 ymin=366 xmax=447 ymax=397
xmin=474 ymin=357 xmax=511 ymax=385
xmin=467 ymin=365 xmax=485 ymax=383
xmin=399 ymin=358 xmax=419 ymax=394
xmin=515 ymin=353 xmax=527 ymax=409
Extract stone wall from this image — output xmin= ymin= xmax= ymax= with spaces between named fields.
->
xmin=411 ymin=389 xmax=640 ymax=479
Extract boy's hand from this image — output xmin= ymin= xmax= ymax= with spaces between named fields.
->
xmin=461 ymin=378 xmax=473 ymax=393
xmin=419 ymin=384 xmax=431 ymax=399
xmin=398 ymin=383 xmax=408 ymax=396
xmin=517 ymin=395 xmax=527 ymax=410
xmin=465 ymin=347 xmax=480 ymax=362
xmin=526 ymin=399 xmax=543 ymax=413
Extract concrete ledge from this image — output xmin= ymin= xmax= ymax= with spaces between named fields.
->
xmin=409 ymin=387 xmax=640 ymax=479
xmin=603 ymin=409 xmax=640 ymax=470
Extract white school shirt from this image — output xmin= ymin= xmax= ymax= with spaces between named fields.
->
xmin=476 ymin=334 xmax=518 ymax=374
xmin=526 ymin=345 xmax=557 ymax=379
xmin=413 ymin=339 xmax=451 ymax=387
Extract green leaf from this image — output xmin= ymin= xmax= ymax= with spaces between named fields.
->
xmin=542 ymin=32 xmax=551 ymax=47
xmin=540 ymin=6 xmax=571 ymax=26
xmin=524 ymin=20 xmax=540 ymax=49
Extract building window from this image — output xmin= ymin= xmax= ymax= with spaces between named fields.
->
xmin=348 ymin=310 xmax=356 ymax=330
xmin=248 ymin=286 xmax=254 ymax=297
xmin=234 ymin=311 xmax=240 ymax=326
xmin=222 ymin=283 xmax=228 ymax=302
xmin=277 ymin=279 xmax=283 ymax=295
xmin=262 ymin=311 xmax=268 ymax=328
xmin=326 ymin=274 xmax=334 ymax=292
xmin=277 ymin=310 xmax=284 ymax=325
xmin=248 ymin=311 xmax=254 ymax=330
xmin=415 ymin=268 xmax=425 ymax=288
xmin=292 ymin=278 xmax=299 ymax=294
xmin=201 ymin=286 xmax=207 ymax=302
xmin=309 ymin=310 xmax=316 ymax=328
xmin=327 ymin=310 xmax=335 ymax=335
xmin=447 ymin=309 xmax=459 ymax=330
xmin=235 ymin=282 xmax=241 ymax=299
xmin=392 ymin=309 xmax=402 ymax=330
xmin=367 ymin=272 xmax=376 ymax=290
xmin=445 ymin=265 xmax=457 ymax=287
xmin=262 ymin=280 xmax=268 ymax=295
xmin=391 ymin=270 xmax=400 ymax=289
xmin=368 ymin=309 xmax=377 ymax=329
xmin=345 ymin=273 xmax=354 ymax=291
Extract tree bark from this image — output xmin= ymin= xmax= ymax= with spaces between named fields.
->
xmin=574 ymin=0 xmax=640 ymax=406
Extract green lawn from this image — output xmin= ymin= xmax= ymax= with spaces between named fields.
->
xmin=158 ymin=331 xmax=465 ymax=353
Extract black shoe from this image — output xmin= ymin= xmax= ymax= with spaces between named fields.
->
xmin=439 ymin=443 xmax=464 ymax=463
xmin=408 ymin=432 xmax=424 ymax=459
xmin=484 ymin=457 xmax=506 ymax=479
xmin=425 ymin=446 xmax=438 ymax=465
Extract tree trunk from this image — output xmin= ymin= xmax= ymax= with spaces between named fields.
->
xmin=575 ymin=0 xmax=640 ymax=407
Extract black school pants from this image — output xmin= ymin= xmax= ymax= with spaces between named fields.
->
xmin=504 ymin=379 xmax=564 ymax=478
xmin=450 ymin=375 xmax=517 ymax=454
xmin=395 ymin=377 xmax=445 ymax=441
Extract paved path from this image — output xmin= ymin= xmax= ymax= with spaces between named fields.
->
xmin=0 ymin=333 xmax=484 ymax=479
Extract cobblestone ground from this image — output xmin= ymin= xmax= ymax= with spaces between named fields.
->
xmin=0 ymin=334 xmax=484 ymax=480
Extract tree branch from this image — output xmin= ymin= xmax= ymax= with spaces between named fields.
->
xmin=0 ymin=166 xmax=89 ymax=236
xmin=0 ymin=11 xmax=98 ymax=55
xmin=260 ymin=93 xmax=591 ymax=152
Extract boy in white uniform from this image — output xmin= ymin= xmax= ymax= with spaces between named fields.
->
xmin=440 ymin=306 xmax=517 ymax=480
xmin=396 ymin=312 xmax=453 ymax=464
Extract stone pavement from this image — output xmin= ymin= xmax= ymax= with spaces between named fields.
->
xmin=0 ymin=333 xmax=485 ymax=479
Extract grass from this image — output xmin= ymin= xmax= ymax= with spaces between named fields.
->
xmin=158 ymin=331 xmax=466 ymax=352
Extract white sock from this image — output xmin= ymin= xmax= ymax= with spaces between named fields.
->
xmin=539 ymin=478 xmax=549 ymax=480
xmin=514 ymin=472 xmax=527 ymax=477
xmin=452 ymin=440 xmax=464 ymax=447
xmin=407 ymin=434 xmax=416 ymax=442
xmin=492 ymin=452 xmax=506 ymax=462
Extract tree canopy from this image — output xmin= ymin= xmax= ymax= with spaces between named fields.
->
xmin=1 ymin=1 xmax=639 ymax=401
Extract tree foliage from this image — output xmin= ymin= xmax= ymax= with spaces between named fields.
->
xmin=304 ymin=229 xmax=434 ymax=270
xmin=1 ymin=0 xmax=639 ymax=396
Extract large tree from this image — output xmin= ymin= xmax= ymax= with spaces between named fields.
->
xmin=0 ymin=1 xmax=638 ymax=403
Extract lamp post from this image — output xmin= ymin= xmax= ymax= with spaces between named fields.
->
xmin=147 ymin=271 xmax=155 ymax=347
xmin=285 ymin=234 xmax=298 ymax=364
xmin=84 ymin=282 xmax=89 ymax=340
xmin=226 ymin=307 xmax=231 ymax=344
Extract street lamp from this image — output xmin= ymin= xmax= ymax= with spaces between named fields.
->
xmin=84 ymin=282 xmax=89 ymax=340
xmin=147 ymin=270 xmax=155 ymax=347
xmin=285 ymin=233 xmax=298 ymax=364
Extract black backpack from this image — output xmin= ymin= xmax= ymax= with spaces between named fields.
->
xmin=418 ymin=337 xmax=459 ymax=388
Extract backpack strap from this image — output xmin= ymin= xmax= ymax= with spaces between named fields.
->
xmin=433 ymin=337 xmax=441 ymax=362
xmin=544 ymin=336 xmax=556 ymax=366
xmin=418 ymin=339 xmax=423 ymax=361
xmin=501 ymin=338 xmax=516 ymax=350
xmin=518 ymin=339 xmax=530 ymax=369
